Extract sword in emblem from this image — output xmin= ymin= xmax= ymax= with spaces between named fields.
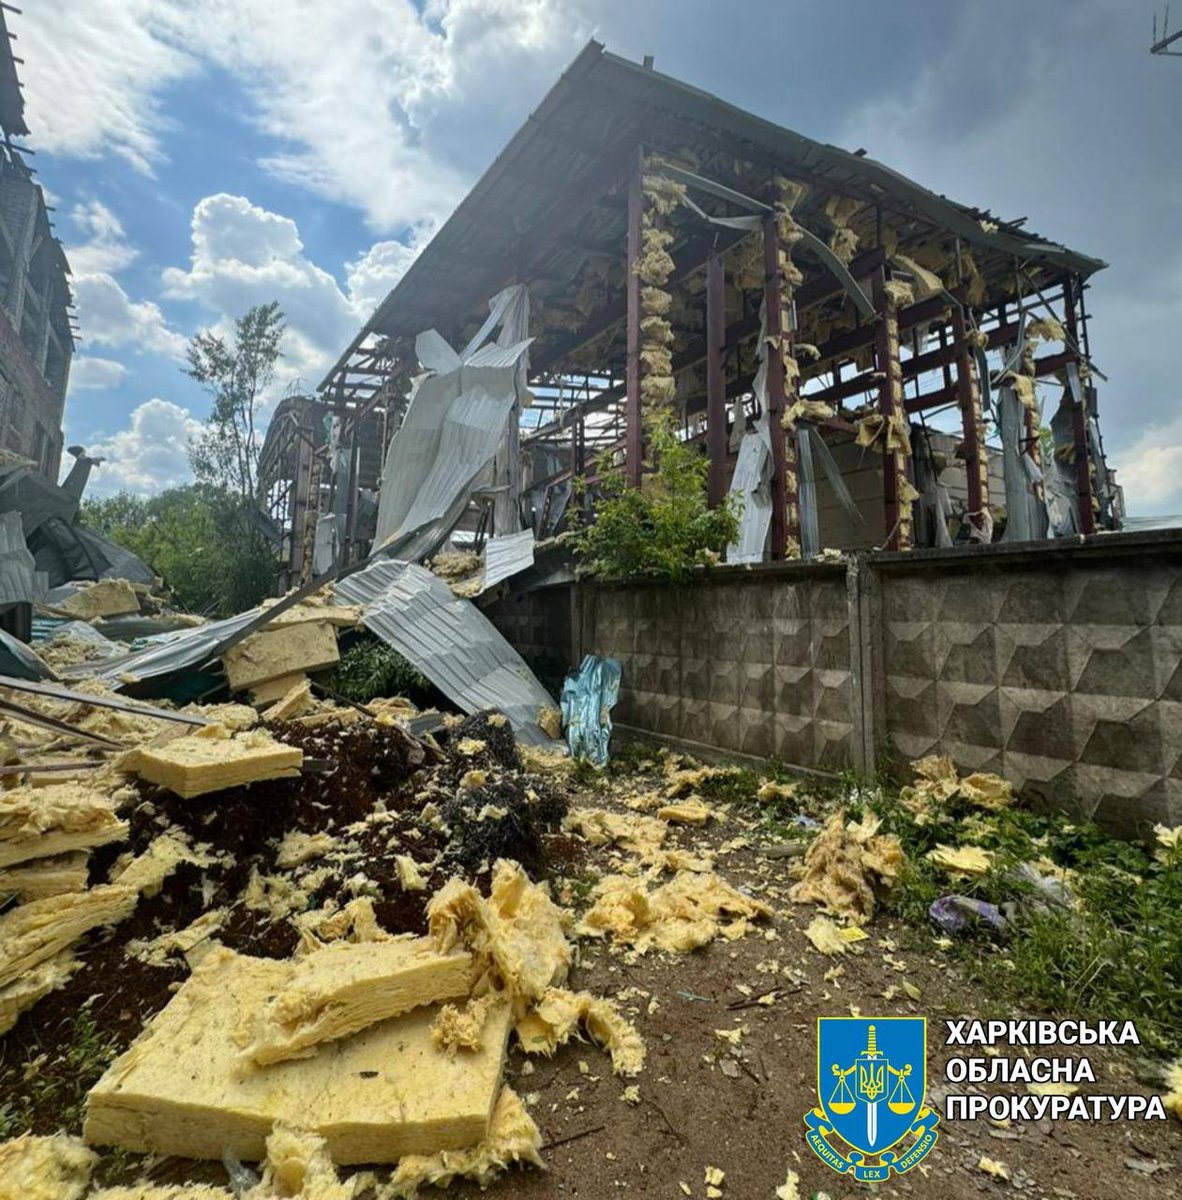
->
xmin=859 ymin=1025 xmax=883 ymax=1147
xmin=867 ymin=1096 xmax=878 ymax=1146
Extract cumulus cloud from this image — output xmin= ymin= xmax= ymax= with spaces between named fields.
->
xmin=18 ymin=0 xmax=193 ymax=173
xmin=68 ymin=356 xmax=129 ymax=391
xmin=84 ymin=398 xmax=202 ymax=496
xmin=66 ymin=199 xmax=139 ymax=276
xmin=1109 ymin=416 xmax=1182 ymax=517
xmin=71 ymin=272 xmax=188 ymax=360
xmin=162 ymin=193 xmax=428 ymax=385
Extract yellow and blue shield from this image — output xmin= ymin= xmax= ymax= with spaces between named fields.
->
xmin=803 ymin=1017 xmax=938 ymax=1181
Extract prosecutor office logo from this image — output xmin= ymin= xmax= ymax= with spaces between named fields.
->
xmin=803 ymin=1017 xmax=939 ymax=1182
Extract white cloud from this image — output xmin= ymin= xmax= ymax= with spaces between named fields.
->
xmin=1108 ymin=416 xmax=1182 ymax=517
xmin=162 ymin=193 xmax=428 ymax=385
xmin=84 ymin=398 xmax=201 ymax=496
xmin=18 ymin=0 xmax=193 ymax=173
xmin=71 ymin=272 xmax=188 ymax=360
xmin=66 ymin=200 xmax=139 ymax=276
xmin=20 ymin=0 xmax=585 ymax=231
xmin=69 ymin=356 xmax=129 ymax=391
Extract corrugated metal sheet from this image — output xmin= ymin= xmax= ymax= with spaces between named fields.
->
xmin=335 ymin=558 xmax=558 ymax=745
xmin=0 ymin=510 xmax=37 ymax=606
xmin=480 ymin=528 xmax=535 ymax=593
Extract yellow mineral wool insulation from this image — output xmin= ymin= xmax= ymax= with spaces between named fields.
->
xmin=1154 ymin=823 xmax=1182 ymax=863
xmin=958 ymin=773 xmax=1014 ymax=810
xmin=774 ymin=175 xmax=809 ymax=212
xmin=427 ymin=859 xmax=571 ymax=1013
xmin=564 ymin=808 xmax=667 ymax=855
xmin=663 ymin=760 xmax=744 ymax=799
xmin=0 ymin=950 xmax=79 ymax=1034
xmin=788 ymin=811 xmax=904 ymax=923
xmin=250 ymin=673 xmax=308 ymax=707
xmin=55 ymin=579 xmax=140 ymax=621
xmin=578 ymin=871 xmax=771 ymax=953
xmin=886 ymin=412 xmax=912 ymax=455
xmin=926 ymin=844 xmax=994 ymax=876
xmin=640 ymin=314 xmax=673 ymax=345
xmin=855 ymin=412 xmax=885 ymax=451
xmin=657 ymin=797 xmax=713 ymax=825
xmin=126 ymin=724 xmax=302 ymax=798
xmin=1026 ymin=316 xmax=1066 ymax=344
xmin=642 ymin=224 xmax=674 ymax=254
xmin=431 ymin=993 xmax=501 ymax=1056
xmin=536 ymin=706 xmax=562 ymax=741
xmin=0 ymin=781 xmax=126 ymax=867
xmin=395 ymin=854 xmax=427 ymax=891
xmin=275 ymin=830 xmax=337 ymax=870
xmin=960 ymin=248 xmax=986 ymax=306
xmin=377 ymin=1086 xmax=542 ymax=1200
xmin=640 ymin=285 xmax=672 ymax=316
xmin=248 ymin=1123 xmax=353 ymax=1200
xmin=898 ymin=476 xmax=921 ymax=505
xmin=515 ymin=986 xmax=645 ymax=1077
xmin=902 ymin=755 xmax=1013 ymax=816
xmin=1163 ymin=1058 xmax=1182 ymax=1121
xmin=639 ymin=345 xmax=673 ymax=376
xmin=243 ymin=867 xmax=309 ymax=923
xmin=429 ymin=549 xmax=482 ymax=580
xmin=292 ymin=896 xmax=391 ymax=951
xmin=757 ymin=779 xmax=797 ymax=804
xmin=640 ymin=374 xmax=677 ymax=406
xmin=223 ymin=621 xmax=340 ymax=693
xmin=0 ymin=850 xmax=88 ymax=901
xmin=635 ymin=244 xmax=675 ymax=287
xmin=109 ymin=831 xmax=214 ymax=898
xmin=264 ymin=679 xmax=316 ymax=723
xmin=782 ymin=397 xmax=836 ymax=429
xmin=640 ymin=173 xmax=687 ymax=216
xmin=891 ymin=254 xmax=944 ymax=302
xmin=126 ymin=909 xmax=227 ymax=969
xmin=84 ymin=945 xmax=513 ymax=1165
xmin=0 ymin=1132 xmax=96 ymax=1200
xmin=0 ymin=883 xmax=137 ymax=990
xmin=966 ymin=328 xmax=989 ymax=350
xmin=803 ymin=915 xmax=860 ymax=956
xmin=89 ymin=1186 xmax=233 ymax=1200
xmin=186 ymin=702 xmax=260 ymax=732
xmin=882 ymin=278 xmax=914 ymax=307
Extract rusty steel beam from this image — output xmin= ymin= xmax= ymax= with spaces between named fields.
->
xmin=951 ymin=305 xmax=988 ymax=537
xmin=872 ymin=271 xmax=909 ymax=552
xmin=762 ymin=211 xmax=790 ymax=558
xmin=624 ymin=146 xmax=643 ymax=489
xmin=705 ymin=248 xmax=727 ymax=507
xmin=1062 ymin=276 xmax=1095 ymax=534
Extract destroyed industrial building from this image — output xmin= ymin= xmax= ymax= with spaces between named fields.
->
xmin=262 ymin=40 xmax=1119 ymax=581
xmin=1 ymin=33 xmax=1179 ymax=1200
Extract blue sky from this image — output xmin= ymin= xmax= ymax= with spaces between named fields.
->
xmin=19 ymin=0 xmax=1182 ymax=510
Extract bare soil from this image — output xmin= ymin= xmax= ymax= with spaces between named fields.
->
xmin=1 ymin=726 xmax=1178 ymax=1199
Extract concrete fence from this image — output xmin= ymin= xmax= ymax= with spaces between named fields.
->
xmin=486 ymin=531 xmax=1182 ymax=834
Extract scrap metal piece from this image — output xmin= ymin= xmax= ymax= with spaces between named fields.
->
xmin=335 ymin=558 xmax=559 ymax=745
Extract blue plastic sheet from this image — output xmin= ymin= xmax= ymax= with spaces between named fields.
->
xmin=560 ymin=655 xmax=621 ymax=766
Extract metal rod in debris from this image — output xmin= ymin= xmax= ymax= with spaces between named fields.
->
xmin=0 ymin=675 xmax=209 ymax=726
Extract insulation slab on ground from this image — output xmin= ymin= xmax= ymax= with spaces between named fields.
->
xmin=55 ymin=580 xmax=140 ymax=620
xmin=0 ymin=782 xmax=127 ymax=868
xmin=84 ymin=946 xmax=512 ymax=1164
xmin=223 ymin=621 xmax=339 ymax=693
xmin=237 ymin=937 xmax=475 ymax=1065
xmin=249 ymin=672 xmax=307 ymax=707
xmin=125 ymin=725 xmax=302 ymax=798
xmin=0 ymin=851 xmax=89 ymax=900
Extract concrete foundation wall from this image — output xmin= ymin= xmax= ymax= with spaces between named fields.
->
xmin=486 ymin=531 xmax=1182 ymax=834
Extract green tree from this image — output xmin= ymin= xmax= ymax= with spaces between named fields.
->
xmin=572 ymin=415 xmax=739 ymax=584
xmin=186 ymin=301 xmax=285 ymax=498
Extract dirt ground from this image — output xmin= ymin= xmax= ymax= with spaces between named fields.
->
xmin=1 ymin=723 xmax=1179 ymax=1199
xmin=460 ymin=778 xmax=1182 ymax=1200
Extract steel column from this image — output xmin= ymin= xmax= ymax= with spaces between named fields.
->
xmin=951 ymin=305 xmax=988 ymax=536
xmin=705 ymin=247 xmax=727 ymax=507
xmin=761 ymin=211 xmax=789 ymax=558
xmin=872 ymin=271 xmax=910 ymax=551
xmin=624 ymin=146 xmax=644 ymax=488
xmin=1063 ymin=276 xmax=1095 ymax=534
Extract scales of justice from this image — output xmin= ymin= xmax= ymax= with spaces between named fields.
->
xmin=826 ymin=1024 xmax=916 ymax=1148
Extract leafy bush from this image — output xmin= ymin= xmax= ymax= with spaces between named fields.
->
xmin=572 ymin=416 xmax=739 ymax=584
xmin=331 ymin=635 xmax=433 ymax=705
xmin=80 ymin=485 xmax=277 ymax=617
